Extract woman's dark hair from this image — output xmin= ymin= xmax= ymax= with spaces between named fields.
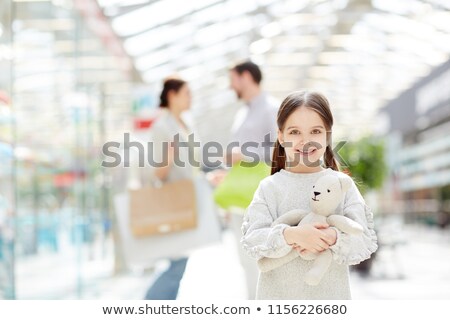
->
xmin=159 ymin=78 xmax=186 ymax=108
xmin=271 ymin=91 xmax=339 ymax=175
xmin=231 ymin=61 xmax=262 ymax=84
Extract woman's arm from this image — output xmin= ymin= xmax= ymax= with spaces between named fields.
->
xmin=151 ymin=123 xmax=173 ymax=181
xmin=153 ymin=143 xmax=174 ymax=181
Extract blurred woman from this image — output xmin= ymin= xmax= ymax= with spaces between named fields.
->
xmin=145 ymin=77 xmax=221 ymax=299
xmin=152 ymin=78 xmax=193 ymax=182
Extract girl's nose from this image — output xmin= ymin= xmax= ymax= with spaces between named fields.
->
xmin=297 ymin=140 xmax=309 ymax=149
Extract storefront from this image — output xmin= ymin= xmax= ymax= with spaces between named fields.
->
xmin=379 ymin=59 xmax=450 ymax=226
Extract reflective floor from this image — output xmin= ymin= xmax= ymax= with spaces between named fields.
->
xmin=11 ymin=222 xmax=450 ymax=300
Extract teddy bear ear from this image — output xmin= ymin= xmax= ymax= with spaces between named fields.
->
xmin=339 ymin=175 xmax=353 ymax=192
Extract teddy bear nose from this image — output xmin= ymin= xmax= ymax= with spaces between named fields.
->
xmin=314 ymin=191 xmax=321 ymax=196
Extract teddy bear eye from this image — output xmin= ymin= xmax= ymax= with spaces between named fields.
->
xmin=313 ymin=186 xmax=315 ymax=188
xmin=327 ymin=189 xmax=330 ymax=193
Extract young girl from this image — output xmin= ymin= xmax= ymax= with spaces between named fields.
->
xmin=241 ymin=91 xmax=377 ymax=299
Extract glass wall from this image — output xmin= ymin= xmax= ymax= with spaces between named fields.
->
xmin=0 ymin=0 xmax=134 ymax=299
xmin=0 ymin=0 xmax=14 ymax=301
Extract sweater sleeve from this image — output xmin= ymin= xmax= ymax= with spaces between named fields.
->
xmin=329 ymin=180 xmax=378 ymax=265
xmin=240 ymin=181 xmax=293 ymax=260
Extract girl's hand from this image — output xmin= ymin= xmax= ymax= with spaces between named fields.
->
xmin=319 ymin=227 xmax=337 ymax=246
xmin=284 ymin=223 xmax=333 ymax=254
xmin=293 ymin=227 xmax=337 ymax=254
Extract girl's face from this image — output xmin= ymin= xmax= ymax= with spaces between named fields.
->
xmin=278 ymin=106 xmax=329 ymax=170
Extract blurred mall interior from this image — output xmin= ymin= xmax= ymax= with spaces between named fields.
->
xmin=1 ymin=0 xmax=450 ymax=300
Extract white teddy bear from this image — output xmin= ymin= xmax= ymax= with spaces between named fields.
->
xmin=257 ymin=173 xmax=364 ymax=286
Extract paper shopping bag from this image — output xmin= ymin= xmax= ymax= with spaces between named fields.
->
xmin=129 ymin=179 xmax=197 ymax=237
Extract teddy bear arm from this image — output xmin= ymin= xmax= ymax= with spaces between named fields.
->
xmin=271 ymin=209 xmax=309 ymax=227
xmin=257 ymin=251 xmax=299 ymax=272
xmin=327 ymin=214 xmax=364 ymax=235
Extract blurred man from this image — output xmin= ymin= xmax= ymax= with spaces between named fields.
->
xmin=227 ymin=60 xmax=279 ymax=165
xmin=209 ymin=61 xmax=279 ymax=300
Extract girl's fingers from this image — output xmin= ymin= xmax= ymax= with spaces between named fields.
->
xmin=319 ymin=231 xmax=334 ymax=244
xmin=320 ymin=240 xmax=330 ymax=249
xmin=313 ymin=223 xmax=329 ymax=229
xmin=315 ymin=245 xmax=325 ymax=252
xmin=315 ymin=241 xmax=329 ymax=252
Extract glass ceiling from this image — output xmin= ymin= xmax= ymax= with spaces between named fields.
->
xmin=96 ymin=0 xmax=450 ymax=141
xmin=5 ymin=0 xmax=450 ymax=151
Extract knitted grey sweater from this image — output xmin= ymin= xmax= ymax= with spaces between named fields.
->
xmin=241 ymin=168 xmax=378 ymax=300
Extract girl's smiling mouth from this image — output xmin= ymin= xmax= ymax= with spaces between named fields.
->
xmin=295 ymin=148 xmax=317 ymax=156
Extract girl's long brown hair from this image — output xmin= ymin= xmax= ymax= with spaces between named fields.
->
xmin=271 ymin=91 xmax=339 ymax=175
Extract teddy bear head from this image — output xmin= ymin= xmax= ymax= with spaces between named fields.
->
xmin=310 ymin=173 xmax=353 ymax=216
